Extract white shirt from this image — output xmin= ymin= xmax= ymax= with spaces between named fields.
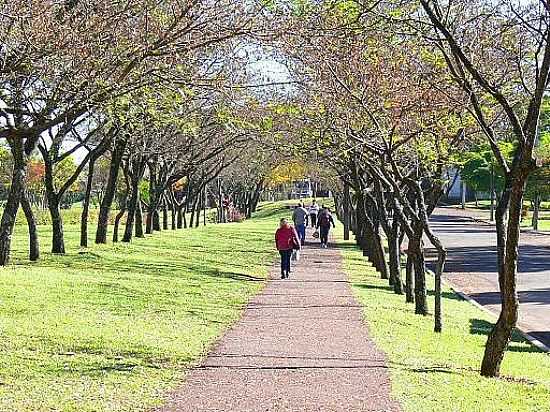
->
xmin=308 ymin=204 xmax=320 ymax=215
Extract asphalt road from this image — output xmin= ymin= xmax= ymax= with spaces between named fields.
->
xmin=428 ymin=207 xmax=550 ymax=348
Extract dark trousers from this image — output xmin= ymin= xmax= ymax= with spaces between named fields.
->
xmin=310 ymin=214 xmax=317 ymax=227
xmin=279 ymin=249 xmax=292 ymax=274
xmin=320 ymin=226 xmax=330 ymax=245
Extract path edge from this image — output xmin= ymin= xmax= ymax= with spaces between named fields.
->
xmin=152 ymin=260 xmax=278 ymax=411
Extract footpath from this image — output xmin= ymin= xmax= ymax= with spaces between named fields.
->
xmin=156 ymin=236 xmax=400 ymax=412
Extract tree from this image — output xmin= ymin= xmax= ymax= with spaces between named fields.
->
xmin=417 ymin=0 xmax=550 ymax=377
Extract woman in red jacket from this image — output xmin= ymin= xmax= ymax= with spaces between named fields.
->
xmin=275 ymin=218 xmax=300 ymax=279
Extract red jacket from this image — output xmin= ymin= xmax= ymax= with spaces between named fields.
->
xmin=275 ymin=225 xmax=300 ymax=251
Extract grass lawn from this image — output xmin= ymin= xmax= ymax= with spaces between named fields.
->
xmin=0 ymin=202 xmax=289 ymax=411
xmin=339 ymin=239 xmax=550 ymax=411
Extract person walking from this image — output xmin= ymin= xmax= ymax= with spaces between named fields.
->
xmin=308 ymin=200 xmax=320 ymax=228
xmin=292 ymin=202 xmax=308 ymax=246
xmin=275 ymin=218 xmax=300 ymax=279
xmin=317 ymin=206 xmax=335 ymax=248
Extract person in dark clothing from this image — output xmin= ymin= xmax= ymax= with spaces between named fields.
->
xmin=292 ymin=203 xmax=308 ymax=246
xmin=275 ymin=218 xmax=300 ymax=278
xmin=316 ymin=207 xmax=335 ymax=248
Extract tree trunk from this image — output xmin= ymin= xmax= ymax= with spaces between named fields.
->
xmin=146 ymin=210 xmax=153 ymax=234
xmin=176 ymin=204 xmax=183 ymax=229
xmin=21 ymin=190 xmax=39 ymax=261
xmin=48 ymin=196 xmax=65 ymax=254
xmin=153 ymin=210 xmax=161 ymax=231
xmin=80 ymin=159 xmax=95 ymax=248
xmin=388 ymin=219 xmax=404 ymax=294
xmin=189 ymin=195 xmax=197 ymax=228
xmin=196 ymin=193 xmax=202 ymax=228
xmin=405 ymin=253 xmax=415 ymax=303
xmin=408 ymin=225 xmax=428 ymax=315
xmin=42 ymin=152 xmax=65 ymax=254
xmin=343 ymin=182 xmax=351 ymax=241
xmin=481 ymin=173 xmax=527 ymax=377
xmin=96 ymin=138 xmax=126 ymax=244
xmin=123 ymin=178 xmax=139 ymax=242
xmin=203 ymin=187 xmax=207 ymax=226
xmin=182 ymin=205 xmax=188 ymax=228
xmin=135 ymin=200 xmax=144 ymax=238
xmin=0 ymin=157 xmax=25 ymax=265
xmin=162 ymin=199 xmax=168 ymax=230
xmin=113 ymin=207 xmax=126 ymax=243
xmin=424 ymin=230 xmax=447 ymax=332
xmin=170 ymin=195 xmax=177 ymax=230
xmin=373 ymin=229 xmax=389 ymax=280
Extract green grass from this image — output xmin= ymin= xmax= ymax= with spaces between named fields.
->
xmin=339 ymin=239 xmax=550 ymax=411
xmin=0 ymin=202 xmax=291 ymax=411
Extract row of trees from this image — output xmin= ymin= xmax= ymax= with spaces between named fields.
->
xmin=256 ymin=0 xmax=550 ymax=378
xmin=2 ymin=0 xmax=549 ymax=381
xmin=0 ymin=1 xmax=287 ymax=262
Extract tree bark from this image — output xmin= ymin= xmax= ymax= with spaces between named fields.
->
xmin=162 ymin=198 xmax=168 ymax=230
xmin=96 ymin=138 xmax=127 ymax=244
xmin=343 ymin=181 xmax=351 ymax=241
xmin=41 ymin=149 xmax=65 ymax=254
xmin=153 ymin=210 xmax=161 ymax=231
xmin=21 ymin=190 xmax=39 ymax=261
xmin=48 ymin=196 xmax=65 ymax=254
xmin=135 ymin=200 xmax=144 ymax=238
xmin=405 ymin=253 xmax=415 ymax=303
xmin=80 ymin=159 xmax=95 ymax=248
xmin=113 ymin=206 xmax=126 ymax=243
xmin=171 ymin=197 xmax=177 ymax=230
xmin=481 ymin=172 xmax=528 ymax=377
xmin=122 ymin=178 xmax=140 ymax=242
xmin=408 ymin=223 xmax=428 ymax=315
xmin=0 ymin=159 xmax=25 ymax=265
xmin=176 ymin=204 xmax=183 ymax=229
xmin=388 ymin=218 xmax=404 ymax=294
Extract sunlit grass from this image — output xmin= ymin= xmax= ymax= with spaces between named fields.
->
xmin=0 ymin=204 xmax=287 ymax=411
xmin=339 ymin=237 xmax=550 ymax=411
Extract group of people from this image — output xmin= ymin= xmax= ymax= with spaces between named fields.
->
xmin=274 ymin=200 xmax=335 ymax=279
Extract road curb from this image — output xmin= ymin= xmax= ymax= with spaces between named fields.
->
xmin=445 ymin=281 xmax=550 ymax=354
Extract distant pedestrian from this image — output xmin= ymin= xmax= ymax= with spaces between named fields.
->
xmin=292 ymin=202 xmax=308 ymax=246
xmin=275 ymin=218 xmax=300 ymax=279
xmin=317 ymin=206 xmax=335 ymax=248
xmin=308 ymin=200 xmax=320 ymax=228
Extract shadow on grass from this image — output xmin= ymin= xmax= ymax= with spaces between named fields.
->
xmin=427 ymin=290 xmax=464 ymax=302
xmin=334 ymin=242 xmax=363 ymax=250
xmin=387 ymin=360 xmax=471 ymax=376
xmin=469 ymin=319 xmax=542 ymax=353
xmin=354 ymin=283 xmax=394 ymax=293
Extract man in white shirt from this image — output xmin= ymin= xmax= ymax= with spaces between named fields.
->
xmin=308 ymin=200 xmax=320 ymax=228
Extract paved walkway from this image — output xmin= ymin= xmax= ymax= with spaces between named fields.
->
xmin=429 ymin=207 xmax=550 ymax=347
xmin=157 ymin=237 xmax=400 ymax=411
